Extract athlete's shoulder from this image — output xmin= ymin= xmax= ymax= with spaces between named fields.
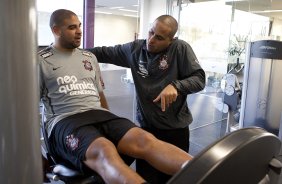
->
xmin=130 ymin=39 xmax=145 ymax=52
xmin=77 ymin=48 xmax=95 ymax=58
xmin=132 ymin=39 xmax=145 ymax=47
xmin=171 ymin=38 xmax=193 ymax=52
xmin=172 ymin=38 xmax=189 ymax=46
xmin=38 ymin=46 xmax=53 ymax=59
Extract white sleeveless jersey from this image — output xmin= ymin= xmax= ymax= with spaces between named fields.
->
xmin=38 ymin=46 xmax=106 ymax=136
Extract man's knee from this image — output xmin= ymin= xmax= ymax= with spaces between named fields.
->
xmin=119 ymin=128 xmax=159 ymax=155
xmin=136 ymin=129 xmax=158 ymax=149
xmin=86 ymin=137 xmax=116 ymax=161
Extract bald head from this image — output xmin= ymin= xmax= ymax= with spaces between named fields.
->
xmin=49 ymin=9 xmax=77 ymax=29
xmin=154 ymin=15 xmax=178 ymax=38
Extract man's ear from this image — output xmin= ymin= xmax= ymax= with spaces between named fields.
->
xmin=52 ymin=26 xmax=61 ymax=36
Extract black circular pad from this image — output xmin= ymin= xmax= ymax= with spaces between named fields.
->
xmin=168 ymin=127 xmax=281 ymax=184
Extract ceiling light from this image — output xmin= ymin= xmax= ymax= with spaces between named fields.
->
xmin=251 ymin=10 xmax=282 ymax=13
xmin=109 ymin=6 xmax=124 ymax=9
xmin=123 ymin=14 xmax=139 ymax=17
xmin=95 ymin=11 xmax=112 ymax=14
xmin=224 ymin=0 xmax=246 ymax=2
xmin=119 ymin=9 xmax=138 ymax=13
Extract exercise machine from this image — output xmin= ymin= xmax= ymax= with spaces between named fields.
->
xmin=43 ymin=126 xmax=282 ymax=184
xmin=168 ymin=127 xmax=282 ymax=184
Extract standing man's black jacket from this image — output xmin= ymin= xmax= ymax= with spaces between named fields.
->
xmin=88 ymin=39 xmax=205 ymax=129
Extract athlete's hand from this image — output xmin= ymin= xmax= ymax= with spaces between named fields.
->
xmin=153 ymin=84 xmax=178 ymax=111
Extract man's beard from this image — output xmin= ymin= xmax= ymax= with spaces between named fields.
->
xmin=61 ymin=38 xmax=80 ymax=49
xmin=64 ymin=42 xmax=78 ymax=49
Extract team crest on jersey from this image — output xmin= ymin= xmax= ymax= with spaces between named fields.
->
xmin=82 ymin=60 xmax=93 ymax=71
xmin=159 ymin=55 xmax=169 ymax=70
xmin=65 ymin=134 xmax=79 ymax=151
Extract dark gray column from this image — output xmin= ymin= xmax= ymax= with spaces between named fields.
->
xmin=0 ymin=0 xmax=42 ymax=183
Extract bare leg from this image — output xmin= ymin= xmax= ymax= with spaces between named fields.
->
xmin=117 ymin=127 xmax=192 ymax=175
xmin=84 ymin=137 xmax=145 ymax=184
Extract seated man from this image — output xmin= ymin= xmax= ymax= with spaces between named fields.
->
xmin=39 ymin=9 xmax=192 ymax=184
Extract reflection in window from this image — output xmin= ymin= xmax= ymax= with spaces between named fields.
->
xmin=179 ymin=1 xmax=271 ymax=75
xmin=179 ymin=1 xmax=232 ymax=68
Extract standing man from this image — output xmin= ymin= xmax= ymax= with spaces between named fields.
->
xmin=88 ymin=15 xmax=205 ymax=183
xmin=39 ymin=9 xmax=193 ymax=184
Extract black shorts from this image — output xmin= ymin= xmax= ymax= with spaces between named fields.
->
xmin=48 ymin=109 xmax=137 ymax=172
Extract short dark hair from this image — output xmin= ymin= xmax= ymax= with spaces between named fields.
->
xmin=49 ymin=9 xmax=77 ymax=28
xmin=155 ymin=15 xmax=178 ymax=38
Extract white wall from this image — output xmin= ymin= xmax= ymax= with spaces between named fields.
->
xmin=94 ymin=14 xmax=138 ymax=46
xmin=94 ymin=14 xmax=138 ymax=71
xmin=139 ymin=0 xmax=167 ymax=39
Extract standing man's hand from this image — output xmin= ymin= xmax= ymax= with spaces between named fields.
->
xmin=153 ymin=84 xmax=178 ymax=111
